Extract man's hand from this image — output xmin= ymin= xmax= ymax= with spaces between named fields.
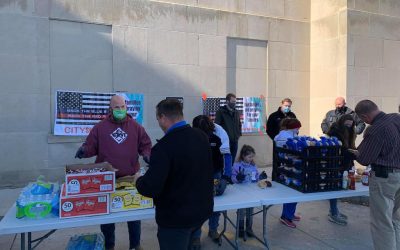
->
xmin=133 ymin=171 xmax=142 ymax=184
xmin=348 ymin=149 xmax=359 ymax=158
xmin=75 ymin=146 xmax=85 ymax=159
xmin=143 ymin=155 xmax=150 ymax=164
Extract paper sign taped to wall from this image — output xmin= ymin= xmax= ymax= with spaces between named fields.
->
xmin=202 ymin=97 xmax=266 ymax=134
xmin=54 ymin=90 xmax=144 ymax=136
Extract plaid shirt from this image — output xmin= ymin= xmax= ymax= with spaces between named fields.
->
xmin=357 ymin=112 xmax=400 ymax=168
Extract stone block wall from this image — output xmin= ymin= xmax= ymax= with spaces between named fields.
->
xmin=0 ymin=0 xmax=310 ymax=187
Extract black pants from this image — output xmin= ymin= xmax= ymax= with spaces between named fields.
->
xmin=157 ymin=226 xmax=200 ymax=250
xmin=100 ymin=220 xmax=140 ymax=249
xmin=230 ymin=141 xmax=238 ymax=165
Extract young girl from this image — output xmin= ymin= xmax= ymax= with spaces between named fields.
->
xmin=274 ymin=118 xmax=302 ymax=228
xmin=232 ymin=145 xmax=259 ymax=237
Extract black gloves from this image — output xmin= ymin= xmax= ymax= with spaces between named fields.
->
xmin=75 ymin=146 xmax=85 ymax=159
xmin=259 ymin=171 xmax=268 ymax=180
xmin=236 ymin=168 xmax=246 ymax=183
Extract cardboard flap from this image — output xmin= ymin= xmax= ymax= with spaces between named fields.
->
xmin=66 ymin=162 xmax=118 ymax=172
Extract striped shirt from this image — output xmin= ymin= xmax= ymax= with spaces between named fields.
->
xmin=357 ymin=112 xmax=400 ymax=168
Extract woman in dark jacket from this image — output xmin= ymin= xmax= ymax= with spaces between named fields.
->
xmin=326 ymin=114 xmax=356 ymax=226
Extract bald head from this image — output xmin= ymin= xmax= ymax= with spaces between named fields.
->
xmin=335 ymin=97 xmax=346 ymax=108
xmin=110 ymin=95 xmax=126 ymax=110
xmin=355 ymin=100 xmax=380 ymax=124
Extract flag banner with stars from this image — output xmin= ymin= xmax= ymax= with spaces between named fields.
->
xmin=202 ymin=97 xmax=266 ymax=134
xmin=54 ymin=90 xmax=144 ymax=136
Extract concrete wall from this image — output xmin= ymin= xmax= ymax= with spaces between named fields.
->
xmin=346 ymin=0 xmax=400 ymax=114
xmin=310 ymin=0 xmax=348 ymax=137
xmin=0 ymin=0 xmax=310 ymax=187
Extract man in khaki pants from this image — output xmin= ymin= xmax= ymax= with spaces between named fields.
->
xmin=350 ymin=100 xmax=400 ymax=250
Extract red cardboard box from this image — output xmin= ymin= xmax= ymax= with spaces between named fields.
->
xmin=60 ymin=184 xmax=109 ymax=218
xmin=65 ymin=162 xmax=116 ymax=196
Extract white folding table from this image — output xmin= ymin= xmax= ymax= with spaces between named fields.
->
xmin=230 ymin=182 xmax=369 ymax=250
xmin=0 ymin=182 xmax=369 ymax=250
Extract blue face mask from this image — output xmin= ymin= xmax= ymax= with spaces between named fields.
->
xmin=283 ymin=107 xmax=291 ymax=113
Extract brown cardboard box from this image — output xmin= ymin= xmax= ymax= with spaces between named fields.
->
xmin=65 ymin=162 xmax=116 ymax=196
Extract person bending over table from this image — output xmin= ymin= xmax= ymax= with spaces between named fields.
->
xmin=191 ymin=115 xmax=233 ymax=248
xmin=326 ymin=114 xmax=356 ymax=226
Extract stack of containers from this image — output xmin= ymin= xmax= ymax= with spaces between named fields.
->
xmin=273 ymin=136 xmax=344 ymax=193
xmin=59 ymin=162 xmax=153 ymax=219
xmin=60 ymin=162 xmax=116 ymax=218
xmin=16 ymin=177 xmax=60 ymax=219
xmin=110 ymin=175 xmax=153 ymax=213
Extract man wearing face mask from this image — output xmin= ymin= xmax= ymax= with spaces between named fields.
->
xmin=215 ymin=93 xmax=242 ymax=162
xmin=321 ymin=97 xmax=365 ymax=135
xmin=75 ymin=95 xmax=152 ymax=250
xmin=266 ymin=98 xmax=296 ymax=140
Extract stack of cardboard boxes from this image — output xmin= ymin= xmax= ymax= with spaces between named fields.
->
xmin=59 ymin=162 xmax=153 ymax=219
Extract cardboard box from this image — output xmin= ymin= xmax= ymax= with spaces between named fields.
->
xmin=60 ymin=184 xmax=109 ymax=218
xmin=65 ymin=162 xmax=116 ymax=196
xmin=110 ymin=176 xmax=153 ymax=212
xmin=110 ymin=188 xmax=153 ymax=212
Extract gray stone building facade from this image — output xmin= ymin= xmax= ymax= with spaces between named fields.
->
xmin=0 ymin=0 xmax=399 ymax=187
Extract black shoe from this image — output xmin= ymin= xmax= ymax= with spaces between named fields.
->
xmin=246 ymin=228 xmax=254 ymax=238
xmin=190 ymin=238 xmax=201 ymax=250
xmin=208 ymin=230 xmax=219 ymax=242
xmin=238 ymin=229 xmax=245 ymax=238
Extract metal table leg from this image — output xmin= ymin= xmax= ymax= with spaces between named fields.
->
xmin=263 ymin=205 xmax=273 ymax=250
xmin=220 ymin=210 xmax=239 ymax=249
xmin=28 ymin=232 xmax=32 ymax=250
xmin=20 ymin=233 xmax=26 ymax=250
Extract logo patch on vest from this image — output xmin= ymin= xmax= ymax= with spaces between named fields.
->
xmin=110 ymin=128 xmax=128 ymax=144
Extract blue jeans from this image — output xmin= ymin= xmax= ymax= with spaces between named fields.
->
xmin=157 ymin=226 xmax=200 ymax=250
xmin=329 ymin=199 xmax=339 ymax=216
xmin=281 ymin=203 xmax=297 ymax=220
xmin=101 ymin=220 xmax=140 ymax=249
xmin=230 ymin=141 xmax=238 ymax=165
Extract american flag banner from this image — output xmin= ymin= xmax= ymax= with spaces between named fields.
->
xmin=202 ymin=97 xmax=266 ymax=134
xmin=54 ymin=91 xmax=144 ymax=136
xmin=202 ymin=97 xmax=244 ymax=124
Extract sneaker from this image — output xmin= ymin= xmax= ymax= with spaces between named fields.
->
xmin=246 ymin=228 xmax=254 ymax=238
xmin=208 ymin=230 xmax=219 ymax=241
xmin=190 ymin=238 xmax=201 ymax=250
xmin=338 ymin=213 xmax=348 ymax=220
xmin=328 ymin=214 xmax=347 ymax=226
xmin=293 ymin=215 xmax=301 ymax=221
xmin=280 ymin=217 xmax=296 ymax=228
